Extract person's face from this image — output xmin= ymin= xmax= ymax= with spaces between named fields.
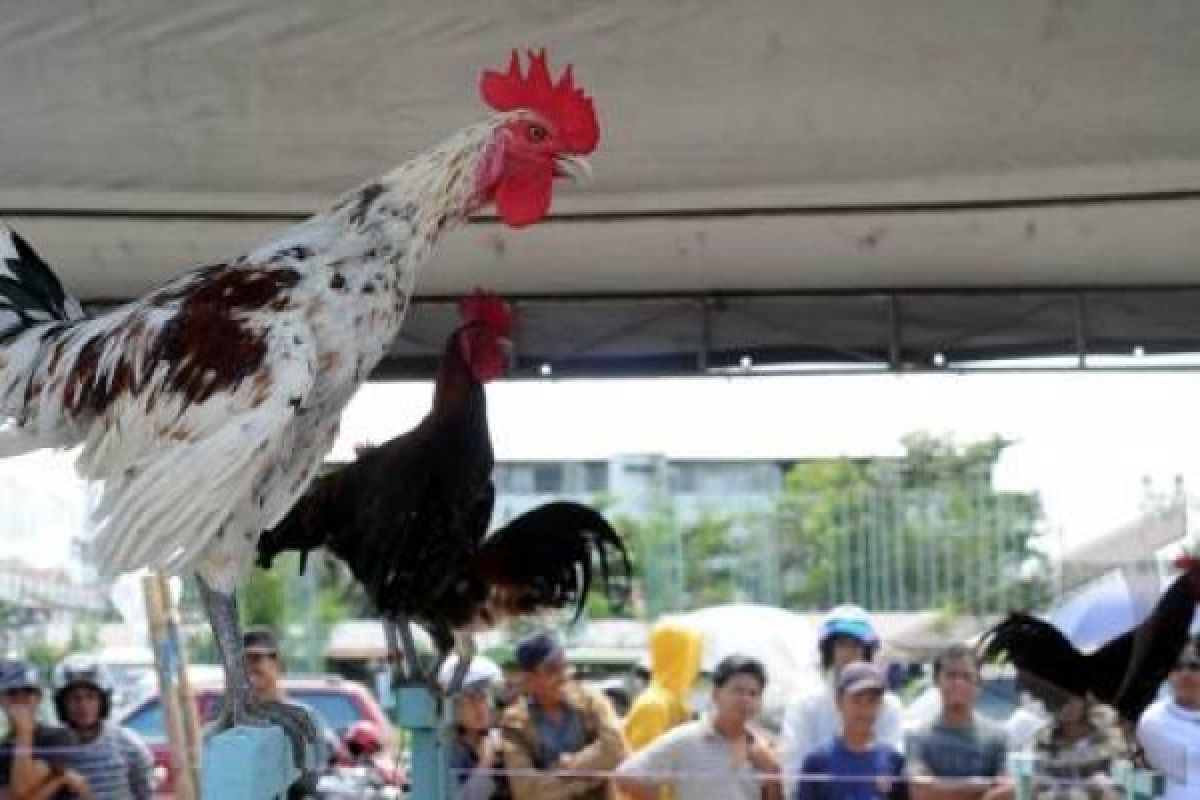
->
xmin=711 ymin=673 xmax=762 ymax=727
xmin=1055 ymin=694 xmax=1086 ymax=726
xmin=456 ymin=687 xmax=492 ymax=732
xmin=526 ymin=657 xmax=568 ymax=705
xmin=246 ymin=649 xmax=282 ymax=694
xmin=1168 ymin=646 xmax=1200 ymax=709
xmin=64 ymin=685 xmax=103 ymax=730
xmin=1 ymin=686 xmax=40 ymax=717
xmin=838 ymin=688 xmax=882 ymax=734
xmin=831 ymin=637 xmax=868 ymax=672
xmin=936 ymin=656 xmax=979 ymax=711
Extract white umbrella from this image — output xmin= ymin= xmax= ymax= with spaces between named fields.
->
xmin=663 ymin=604 xmax=821 ymax=729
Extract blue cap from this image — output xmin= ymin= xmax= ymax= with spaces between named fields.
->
xmin=515 ymin=631 xmax=566 ymax=671
xmin=0 ymin=660 xmax=41 ymax=693
xmin=819 ymin=605 xmax=880 ymax=646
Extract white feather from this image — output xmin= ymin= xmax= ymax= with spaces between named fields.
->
xmin=0 ymin=228 xmax=17 ymax=264
xmin=0 ymin=118 xmax=505 ymax=591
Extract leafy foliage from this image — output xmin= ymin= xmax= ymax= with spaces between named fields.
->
xmin=769 ymin=432 xmax=1049 ymax=613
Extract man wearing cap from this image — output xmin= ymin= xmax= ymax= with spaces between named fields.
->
xmin=796 ymin=662 xmax=907 ymax=800
xmin=441 ymin=656 xmax=510 ymax=800
xmin=0 ymin=660 xmax=90 ymax=800
xmin=232 ymin=627 xmax=328 ymax=800
xmin=498 ymin=630 xmax=626 ymax=800
xmin=782 ymin=606 xmax=904 ymax=800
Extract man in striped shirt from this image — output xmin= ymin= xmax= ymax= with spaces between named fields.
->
xmin=51 ymin=656 xmax=153 ymax=800
xmin=1028 ymin=691 xmax=1129 ymax=800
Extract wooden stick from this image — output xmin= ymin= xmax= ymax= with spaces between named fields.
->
xmin=158 ymin=572 xmax=201 ymax=796
xmin=143 ymin=573 xmax=198 ymax=800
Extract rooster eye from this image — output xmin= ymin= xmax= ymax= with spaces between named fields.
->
xmin=526 ymin=124 xmax=549 ymax=143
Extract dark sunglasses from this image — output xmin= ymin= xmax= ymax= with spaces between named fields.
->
xmin=1174 ymin=660 xmax=1200 ymax=673
xmin=2 ymin=687 xmax=39 ymax=699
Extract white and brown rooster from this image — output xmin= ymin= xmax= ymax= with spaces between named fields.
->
xmin=0 ymin=50 xmax=598 ymax=768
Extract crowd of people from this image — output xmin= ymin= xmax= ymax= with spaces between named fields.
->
xmin=3 ymin=607 xmax=1198 ymax=799
xmin=445 ymin=607 xmax=1200 ymax=800
xmin=0 ymin=654 xmax=154 ymax=800
xmin=0 ymin=625 xmax=327 ymax=800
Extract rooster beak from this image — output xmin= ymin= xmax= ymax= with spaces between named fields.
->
xmin=554 ymin=155 xmax=592 ymax=184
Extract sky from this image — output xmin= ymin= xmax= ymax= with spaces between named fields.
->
xmin=2 ymin=369 xmax=1198 ymax=572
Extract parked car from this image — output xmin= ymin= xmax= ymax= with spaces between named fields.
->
xmin=116 ymin=673 xmax=401 ymax=797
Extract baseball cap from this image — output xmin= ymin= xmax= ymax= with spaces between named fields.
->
xmin=243 ymin=627 xmax=281 ymax=655
xmin=438 ymin=655 xmax=503 ymax=693
xmin=836 ymin=661 xmax=886 ymax=696
xmin=0 ymin=660 xmax=41 ymax=693
xmin=515 ymin=631 xmax=566 ymax=672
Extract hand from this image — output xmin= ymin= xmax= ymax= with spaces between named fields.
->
xmin=62 ymin=768 xmax=93 ymax=798
xmin=747 ymin=734 xmax=780 ymax=774
xmin=478 ymin=737 xmax=498 ymax=770
xmin=6 ymin=700 xmax=37 ymax=736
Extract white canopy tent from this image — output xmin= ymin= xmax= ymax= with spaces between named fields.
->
xmin=3 ymin=1 xmax=1200 ymax=376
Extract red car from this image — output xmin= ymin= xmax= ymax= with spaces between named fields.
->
xmin=117 ymin=674 xmax=402 ymax=797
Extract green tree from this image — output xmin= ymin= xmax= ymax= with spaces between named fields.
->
xmin=240 ymin=566 xmax=287 ymax=630
xmin=682 ymin=512 xmax=738 ymax=606
xmin=612 ymin=506 xmax=739 ymax=615
xmin=771 ymin=433 xmax=1049 ymax=614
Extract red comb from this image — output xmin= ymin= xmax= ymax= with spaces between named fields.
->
xmin=459 ymin=289 xmax=513 ymax=335
xmin=1174 ymin=553 xmax=1200 ymax=572
xmin=480 ymin=49 xmax=599 ymax=154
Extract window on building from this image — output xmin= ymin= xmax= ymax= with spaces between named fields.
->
xmin=496 ymin=465 xmax=535 ymax=493
xmin=533 ymin=464 xmax=564 ymax=493
xmin=584 ymin=462 xmax=608 ymax=492
xmin=669 ymin=464 xmax=697 ymax=493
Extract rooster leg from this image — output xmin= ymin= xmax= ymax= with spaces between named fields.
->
xmin=386 ymin=614 xmax=434 ymax=689
xmin=197 ymin=574 xmax=317 ymax=775
xmin=445 ymin=632 xmax=477 ymax=697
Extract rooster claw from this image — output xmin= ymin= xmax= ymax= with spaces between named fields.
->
xmin=214 ymin=696 xmax=320 ymax=779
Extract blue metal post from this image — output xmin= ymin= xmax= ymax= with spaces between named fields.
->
xmin=201 ymin=726 xmax=299 ymax=799
xmin=1114 ymin=761 xmax=1166 ymax=800
xmin=1008 ymin=752 xmax=1036 ymax=800
xmin=397 ymin=686 xmax=451 ymax=800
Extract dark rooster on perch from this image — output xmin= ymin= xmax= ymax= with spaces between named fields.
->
xmin=257 ymin=291 xmax=631 ymax=692
xmin=980 ymin=556 xmax=1200 ymax=723
xmin=0 ymin=50 xmax=599 ymax=766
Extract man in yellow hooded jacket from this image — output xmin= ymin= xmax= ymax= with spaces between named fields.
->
xmin=624 ymin=621 xmax=703 ymax=752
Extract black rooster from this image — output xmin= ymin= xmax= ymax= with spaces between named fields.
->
xmin=980 ymin=558 xmax=1200 ymax=722
xmin=256 ymin=291 xmax=631 ymax=689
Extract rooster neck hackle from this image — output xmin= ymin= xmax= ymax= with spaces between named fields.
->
xmin=288 ymin=119 xmax=506 ymax=275
xmin=431 ymin=329 xmax=485 ymax=423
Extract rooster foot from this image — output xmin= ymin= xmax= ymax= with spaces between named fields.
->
xmin=214 ymin=694 xmax=320 ymax=779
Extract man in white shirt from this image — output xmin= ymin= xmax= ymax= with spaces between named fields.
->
xmin=616 ymin=655 xmax=782 ymax=800
xmin=1137 ymin=635 xmax=1200 ymax=800
xmin=779 ymin=605 xmax=904 ymax=800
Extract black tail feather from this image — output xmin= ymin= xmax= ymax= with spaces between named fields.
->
xmin=476 ymin=501 xmax=632 ymax=622
xmin=0 ymin=228 xmax=85 ymax=342
xmin=978 ymin=612 xmax=1092 ymax=698
xmin=980 ymin=566 xmax=1199 ymax=723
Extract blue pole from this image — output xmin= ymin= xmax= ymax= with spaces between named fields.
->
xmin=397 ymin=686 xmax=451 ymax=800
xmin=201 ymin=726 xmax=299 ymax=799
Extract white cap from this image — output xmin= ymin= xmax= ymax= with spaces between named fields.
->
xmin=438 ymin=655 xmax=502 ymax=693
